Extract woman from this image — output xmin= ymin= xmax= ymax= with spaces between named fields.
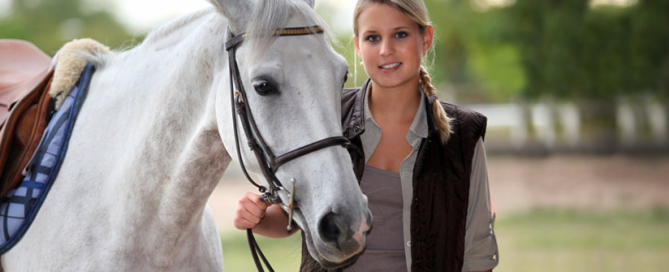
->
xmin=234 ymin=0 xmax=499 ymax=271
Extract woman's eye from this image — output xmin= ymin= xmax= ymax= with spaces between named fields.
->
xmin=253 ymin=80 xmax=277 ymax=96
xmin=365 ymin=35 xmax=380 ymax=42
xmin=396 ymin=32 xmax=408 ymax=38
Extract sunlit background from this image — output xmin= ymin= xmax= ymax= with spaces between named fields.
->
xmin=1 ymin=0 xmax=668 ymax=271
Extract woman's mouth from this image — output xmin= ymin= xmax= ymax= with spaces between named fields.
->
xmin=379 ymin=62 xmax=402 ymax=69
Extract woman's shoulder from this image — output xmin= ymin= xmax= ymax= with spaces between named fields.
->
xmin=341 ymin=87 xmax=364 ymax=135
xmin=342 ymin=87 xmax=362 ymax=100
xmin=341 ymin=86 xmax=366 ymax=112
xmin=439 ymin=101 xmax=488 ymax=141
xmin=342 ymin=79 xmax=370 ymax=104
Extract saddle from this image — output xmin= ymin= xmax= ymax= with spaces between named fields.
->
xmin=0 ymin=40 xmax=54 ymax=196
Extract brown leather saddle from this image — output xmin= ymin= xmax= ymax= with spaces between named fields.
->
xmin=0 ymin=40 xmax=54 ymax=196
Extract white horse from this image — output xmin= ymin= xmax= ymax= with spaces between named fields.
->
xmin=0 ymin=0 xmax=371 ymax=270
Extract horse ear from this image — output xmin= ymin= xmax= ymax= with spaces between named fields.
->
xmin=208 ymin=0 xmax=256 ymax=33
xmin=303 ymin=0 xmax=315 ymax=8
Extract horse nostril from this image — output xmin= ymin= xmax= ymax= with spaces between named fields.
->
xmin=319 ymin=212 xmax=342 ymax=248
xmin=365 ymin=211 xmax=373 ymax=233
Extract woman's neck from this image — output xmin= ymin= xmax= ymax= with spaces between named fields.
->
xmin=368 ymin=79 xmax=422 ymax=125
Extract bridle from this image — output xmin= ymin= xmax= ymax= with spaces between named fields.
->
xmin=225 ymin=25 xmax=351 ymax=272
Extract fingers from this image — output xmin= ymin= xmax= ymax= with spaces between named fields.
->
xmin=233 ymin=192 xmax=269 ymax=230
xmin=246 ymin=191 xmax=268 ymax=211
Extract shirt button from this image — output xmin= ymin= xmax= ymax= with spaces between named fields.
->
xmin=407 ymin=241 xmax=411 ymax=247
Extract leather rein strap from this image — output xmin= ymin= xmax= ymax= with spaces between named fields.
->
xmin=225 ymin=25 xmax=351 ymax=272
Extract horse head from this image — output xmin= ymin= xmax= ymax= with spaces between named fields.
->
xmin=211 ymin=0 xmax=371 ymax=268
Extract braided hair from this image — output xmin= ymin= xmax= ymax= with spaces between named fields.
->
xmin=419 ymin=66 xmax=452 ymax=141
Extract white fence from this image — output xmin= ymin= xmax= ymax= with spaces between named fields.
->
xmin=466 ymin=101 xmax=668 ymax=153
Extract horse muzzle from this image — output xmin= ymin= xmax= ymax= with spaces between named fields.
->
xmin=309 ymin=209 xmax=372 ymax=268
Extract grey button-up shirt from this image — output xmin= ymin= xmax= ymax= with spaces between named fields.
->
xmin=359 ymin=85 xmax=499 ymax=272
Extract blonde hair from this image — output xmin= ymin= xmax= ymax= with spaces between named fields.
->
xmin=353 ymin=0 xmax=452 ymax=142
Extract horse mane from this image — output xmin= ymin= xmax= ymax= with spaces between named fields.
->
xmin=143 ymin=7 xmax=216 ymax=45
xmin=243 ymin=0 xmax=336 ymax=65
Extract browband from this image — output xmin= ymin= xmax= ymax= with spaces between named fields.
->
xmin=225 ymin=26 xmax=324 ymax=51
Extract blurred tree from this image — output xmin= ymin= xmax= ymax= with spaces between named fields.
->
xmin=508 ymin=0 xmax=546 ymax=100
xmin=542 ymin=0 xmax=588 ymax=99
xmin=629 ymin=0 xmax=669 ymax=99
xmin=466 ymin=6 xmax=525 ymax=103
xmin=511 ymin=0 xmax=669 ymax=100
xmin=509 ymin=0 xmax=669 ymax=151
xmin=424 ymin=0 xmax=470 ymax=86
xmin=425 ymin=0 xmax=524 ymax=103
xmin=510 ymin=0 xmax=591 ymax=100
xmin=0 ymin=0 xmax=134 ymax=55
xmin=582 ymin=6 xmax=631 ymax=99
xmin=578 ymin=7 xmax=631 ymax=151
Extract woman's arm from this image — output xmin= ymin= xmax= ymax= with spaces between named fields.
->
xmin=462 ymin=138 xmax=498 ymax=272
xmin=233 ymin=191 xmax=299 ymax=238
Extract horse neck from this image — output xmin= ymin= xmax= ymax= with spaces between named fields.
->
xmin=92 ymin=11 xmax=232 ymax=254
xmin=114 ymin=10 xmax=230 ymax=186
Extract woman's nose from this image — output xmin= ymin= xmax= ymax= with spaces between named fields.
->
xmin=379 ymin=39 xmax=394 ymax=57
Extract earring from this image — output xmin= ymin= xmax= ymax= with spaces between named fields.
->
xmin=360 ymin=61 xmax=364 ymax=66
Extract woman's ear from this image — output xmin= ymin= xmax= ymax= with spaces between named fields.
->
xmin=423 ymin=25 xmax=434 ymax=53
xmin=353 ymin=36 xmax=361 ymax=56
xmin=353 ymin=36 xmax=364 ymax=65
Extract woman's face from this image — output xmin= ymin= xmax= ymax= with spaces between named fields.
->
xmin=355 ymin=3 xmax=432 ymax=91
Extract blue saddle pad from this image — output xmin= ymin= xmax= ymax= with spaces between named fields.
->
xmin=0 ymin=64 xmax=94 ymax=253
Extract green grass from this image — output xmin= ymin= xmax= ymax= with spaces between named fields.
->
xmin=221 ymin=231 xmax=302 ymax=271
xmin=220 ymin=208 xmax=669 ymax=272
xmin=494 ymin=208 xmax=669 ymax=272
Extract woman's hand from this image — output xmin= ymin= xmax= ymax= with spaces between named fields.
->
xmin=233 ymin=191 xmax=299 ymax=238
xmin=234 ymin=191 xmax=268 ymax=230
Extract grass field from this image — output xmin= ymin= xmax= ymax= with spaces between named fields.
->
xmin=220 ymin=208 xmax=669 ymax=272
xmin=221 ymin=230 xmax=303 ymax=271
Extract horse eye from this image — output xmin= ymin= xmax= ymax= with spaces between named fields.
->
xmin=253 ymin=80 xmax=277 ymax=96
xmin=342 ymin=71 xmax=350 ymax=89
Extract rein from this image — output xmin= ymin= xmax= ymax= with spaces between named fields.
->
xmin=225 ymin=25 xmax=351 ymax=272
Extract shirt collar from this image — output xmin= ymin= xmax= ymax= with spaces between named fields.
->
xmin=410 ymin=87 xmax=429 ymax=139
xmin=362 ymin=82 xmax=429 ymax=140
